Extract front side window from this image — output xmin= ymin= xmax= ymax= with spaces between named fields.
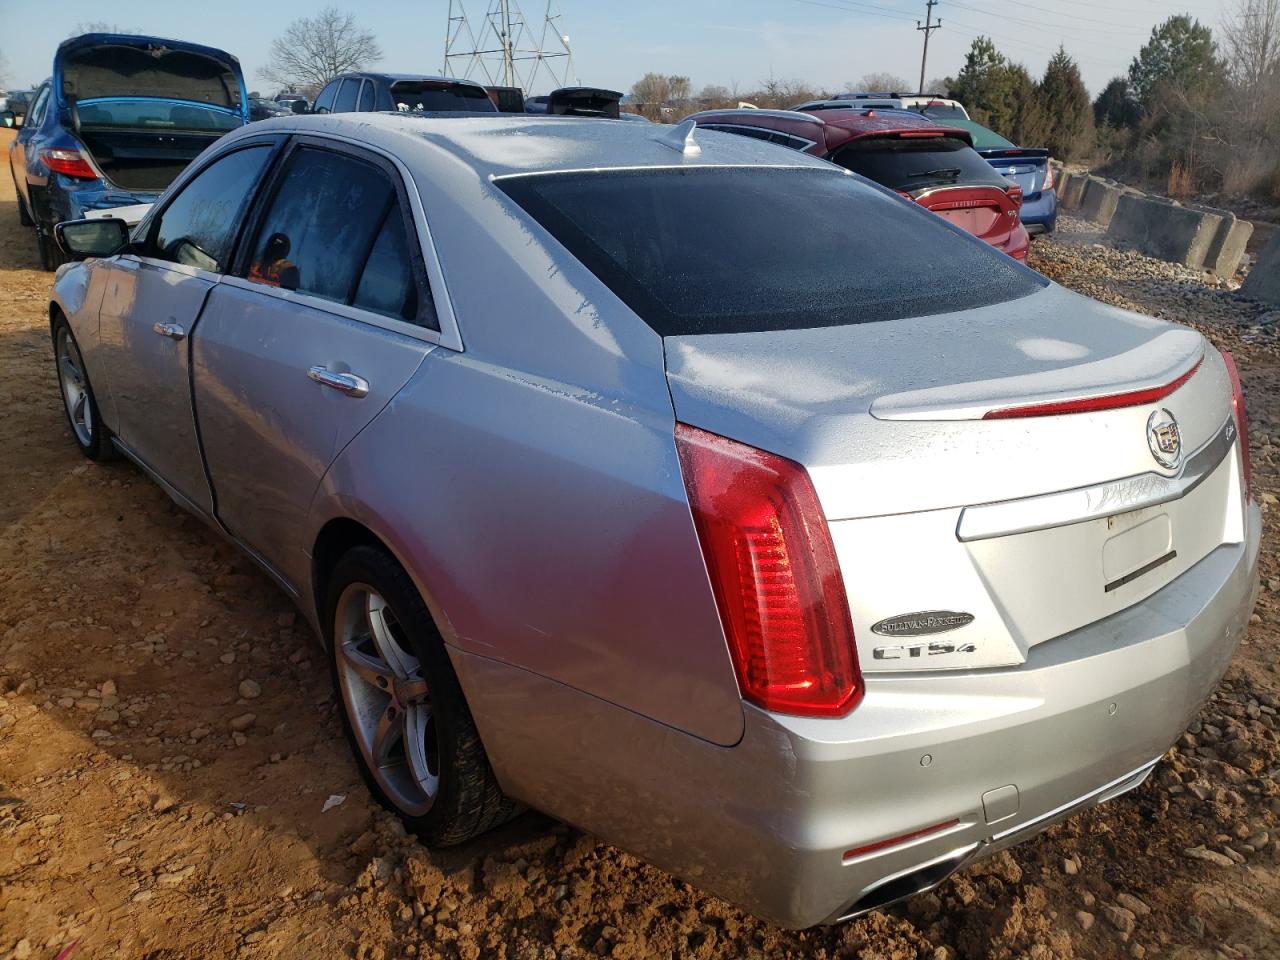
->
xmin=313 ymin=81 xmax=339 ymax=114
xmin=333 ymin=79 xmax=360 ymax=113
xmin=151 ymin=145 xmax=272 ymax=272
xmin=829 ymin=136 xmax=1006 ymax=192
xmin=499 ymin=167 xmax=1043 ymax=337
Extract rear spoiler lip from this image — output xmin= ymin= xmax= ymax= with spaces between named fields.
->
xmin=978 ymin=147 xmax=1050 ymax=161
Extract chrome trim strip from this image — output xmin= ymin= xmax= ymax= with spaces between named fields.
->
xmin=956 ymin=417 xmax=1236 ymax=542
xmin=990 ymin=757 xmax=1158 ymax=843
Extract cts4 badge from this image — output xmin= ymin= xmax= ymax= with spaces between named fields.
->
xmin=1147 ymin=408 xmax=1182 ymax=469
xmin=871 ymin=611 xmax=978 ymax=660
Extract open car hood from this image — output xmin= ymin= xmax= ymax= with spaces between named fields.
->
xmin=55 ymin=33 xmax=247 ymax=118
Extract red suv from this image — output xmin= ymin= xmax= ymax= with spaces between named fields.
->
xmin=688 ymin=108 xmax=1030 ymax=261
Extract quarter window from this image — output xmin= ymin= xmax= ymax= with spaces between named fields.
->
xmin=352 ymin=207 xmax=421 ymax=322
xmin=151 ymin=145 xmax=272 ymax=273
xmin=357 ymin=80 xmax=376 ymax=112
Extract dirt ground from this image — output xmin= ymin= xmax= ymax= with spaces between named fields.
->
xmin=1 ymin=132 xmax=1279 ymax=960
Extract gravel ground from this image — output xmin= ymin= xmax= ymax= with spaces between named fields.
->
xmin=1 ymin=154 xmax=1279 ymax=960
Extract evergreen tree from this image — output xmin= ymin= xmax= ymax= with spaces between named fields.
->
xmin=1093 ymin=76 xmax=1140 ymax=128
xmin=1039 ymin=47 xmax=1094 ymax=160
xmin=1128 ymin=15 xmax=1227 ymax=109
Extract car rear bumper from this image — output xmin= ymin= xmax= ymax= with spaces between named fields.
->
xmin=453 ymin=503 xmax=1260 ymax=929
xmin=1020 ymin=188 xmax=1057 ymax=233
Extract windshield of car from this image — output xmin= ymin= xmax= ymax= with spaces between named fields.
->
xmin=916 ymin=103 xmax=967 ymax=120
xmin=830 ymin=135 xmax=1007 ymax=191
xmin=76 ymin=99 xmax=242 ymax=132
xmin=498 ymin=167 xmax=1043 ymax=337
xmin=390 ymin=81 xmax=496 ymax=113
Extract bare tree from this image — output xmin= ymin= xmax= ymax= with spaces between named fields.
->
xmin=1221 ymin=0 xmax=1280 ymax=90
xmin=259 ymin=6 xmax=382 ymax=91
xmin=630 ymin=72 xmax=672 ymax=120
xmin=70 ymin=22 xmax=140 ymax=36
xmin=850 ymin=72 xmax=911 ymax=93
xmin=668 ymin=75 xmax=692 ymax=103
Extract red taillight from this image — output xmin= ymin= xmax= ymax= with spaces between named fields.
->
xmin=1044 ymin=163 xmax=1055 ymax=190
xmin=675 ymin=424 xmax=862 ymax=718
xmin=41 ymin=148 xmax=97 ymax=179
xmin=1006 ymin=183 xmax=1024 ymax=210
xmin=1220 ymin=349 xmax=1252 ymax=501
xmin=983 ymin=358 xmax=1202 ymax=419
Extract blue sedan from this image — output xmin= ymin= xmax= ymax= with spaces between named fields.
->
xmin=7 ymin=33 xmax=248 ymax=269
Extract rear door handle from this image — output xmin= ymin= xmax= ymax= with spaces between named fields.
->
xmin=153 ymin=321 xmax=186 ymax=340
xmin=308 ymin=365 xmax=370 ymax=399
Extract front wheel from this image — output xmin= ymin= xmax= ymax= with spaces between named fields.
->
xmin=326 ymin=545 xmax=520 ymax=844
xmin=53 ymin=317 xmax=116 ymax=461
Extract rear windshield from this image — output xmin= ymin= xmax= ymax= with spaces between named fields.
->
xmin=498 ymin=167 xmax=1043 ymax=337
xmin=916 ymin=103 xmax=967 ymax=120
xmin=830 ymin=135 xmax=1007 ymax=191
xmin=391 ymin=81 xmax=496 ymax=113
xmin=77 ymin=100 xmax=241 ymax=132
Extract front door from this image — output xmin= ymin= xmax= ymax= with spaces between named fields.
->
xmin=192 ymin=140 xmax=440 ymax=588
xmin=97 ymin=142 xmax=278 ymax=512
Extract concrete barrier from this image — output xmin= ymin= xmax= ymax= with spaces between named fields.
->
xmin=1062 ymin=174 xmax=1089 ymax=210
xmin=1078 ymin=179 xmax=1128 ymax=229
xmin=1056 ymin=170 xmax=1076 ymax=206
xmin=1198 ymin=212 xmax=1253 ymax=277
xmin=1106 ymin=194 xmax=1225 ymax=269
xmin=1239 ymin=232 xmax=1280 ymax=305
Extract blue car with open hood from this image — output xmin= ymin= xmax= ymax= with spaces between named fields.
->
xmin=6 ymin=33 xmax=249 ymax=269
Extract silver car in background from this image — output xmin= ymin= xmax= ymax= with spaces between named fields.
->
xmin=48 ymin=113 xmax=1260 ymax=928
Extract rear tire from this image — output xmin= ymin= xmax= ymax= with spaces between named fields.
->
xmin=37 ymin=224 xmax=67 ymax=272
xmin=15 ymin=188 xmax=34 ymax=226
xmin=326 ymin=545 xmax=520 ymax=845
xmin=52 ymin=315 xmax=116 ymax=461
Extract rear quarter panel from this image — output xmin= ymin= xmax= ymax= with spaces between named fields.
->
xmin=307 ymin=150 xmax=745 ymax=746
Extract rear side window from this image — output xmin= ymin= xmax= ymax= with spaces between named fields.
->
xmin=28 ymin=85 xmax=50 ymax=125
xmin=151 ymin=145 xmax=272 ymax=273
xmin=357 ymin=80 xmax=376 ymax=112
xmin=830 ymin=136 xmax=1006 ymax=191
xmin=499 ymin=167 xmax=1043 ymax=337
xmin=390 ymin=81 xmax=496 ymax=113
xmin=333 ymin=79 xmax=360 ymax=113
xmin=700 ymin=123 xmax=812 ymax=151
xmin=245 ymin=147 xmax=435 ymax=327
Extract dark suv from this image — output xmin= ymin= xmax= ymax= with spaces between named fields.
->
xmin=312 ymin=73 xmax=496 ymax=115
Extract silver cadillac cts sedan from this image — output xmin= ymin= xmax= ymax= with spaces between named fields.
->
xmin=48 ymin=113 xmax=1260 ymax=928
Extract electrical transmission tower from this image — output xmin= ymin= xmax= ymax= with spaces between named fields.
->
xmin=443 ymin=0 xmax=577 ymax=94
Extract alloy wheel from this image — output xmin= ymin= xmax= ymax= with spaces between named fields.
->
xmin=56 ymin=327 xmax=94 ymax=448
xmin=334 ymin=582 xmax=441 ymax=816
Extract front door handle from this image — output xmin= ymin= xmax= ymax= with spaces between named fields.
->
xmin=308 ymin=365 xmax=370 ymax=399
xmin=153 ymin=321 xmax=186 ymax=340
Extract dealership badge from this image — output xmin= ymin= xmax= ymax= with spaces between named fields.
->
xmin=1146 ymin=408 xmax=1182 ymax=469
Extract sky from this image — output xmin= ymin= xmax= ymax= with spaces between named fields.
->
xmin=0 ymin=0 xmax=1237 ymax=99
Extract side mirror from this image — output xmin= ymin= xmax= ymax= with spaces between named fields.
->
xmin=0 ymin=110 xmax=17 ymax=129
xmin=55 ymin=218 xmax=130 ymax=260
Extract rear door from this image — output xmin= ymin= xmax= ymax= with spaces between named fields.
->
xmin=11 ymin=83 xmax=50 ymax=209
xmin=96 ymin=137 xmax=280 ymax=511
xmin=192 ymin=137 xmax=438 ymax=587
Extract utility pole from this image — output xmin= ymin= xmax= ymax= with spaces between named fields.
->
xmin=917 ymin=0 xmax=941 ymax=94
xmin=499 ymin=0 xmax=514 ymax=87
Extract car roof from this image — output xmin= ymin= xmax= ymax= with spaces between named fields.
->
xmin=226 ymin=113 xmax=838 ymax=179
xmin=690 ymin=107 xmax=963 ymax=140
xmin=335 ymin=72 xmax=488 ymax=89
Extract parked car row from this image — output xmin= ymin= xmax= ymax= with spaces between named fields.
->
xmin=47 ymin=107 xmax=1260 ymax=929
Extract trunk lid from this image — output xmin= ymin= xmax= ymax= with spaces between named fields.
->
xmin=665 ymin=283 xmax=1245 ymax=673
xmin=911 ymin=183 xmax=1021 ymax=248
xmin=979 ymin=147 xmax=1050 ymax=197
xmin=55 ymin=34 xmax=248 ymax=119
